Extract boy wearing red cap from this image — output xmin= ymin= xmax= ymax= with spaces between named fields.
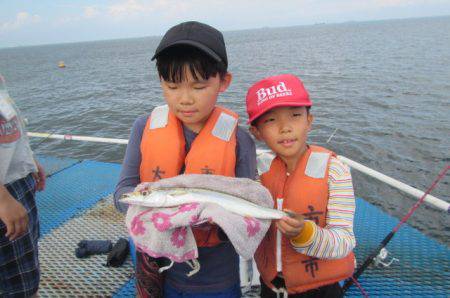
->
xmin=114 ymin=22 xmax=256 ymax=297
xmin=246 ymin=74 xmax=356 ymax=298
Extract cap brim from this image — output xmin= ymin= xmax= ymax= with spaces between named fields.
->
xmin=151 ymin=40 xmax=222 ymax=63
xmin=248 ymin=101 xmax=312 ymax=124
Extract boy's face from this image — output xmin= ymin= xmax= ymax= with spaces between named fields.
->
xmin=251 ymin=106 xmax=313 ymax=167
xmin=161 ymin=67 xmax=231 ymax=133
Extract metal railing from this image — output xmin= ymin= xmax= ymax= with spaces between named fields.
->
xmin=27 ymin=131 xmax=449 ymax=213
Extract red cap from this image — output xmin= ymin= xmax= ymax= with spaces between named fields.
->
xmin=246 ymin=74 xmax=312 ymax=124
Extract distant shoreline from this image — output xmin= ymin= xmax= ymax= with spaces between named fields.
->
xmin=1 ymin=14 xmax=449 ymax=50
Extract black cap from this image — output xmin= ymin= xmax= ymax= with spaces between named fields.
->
xmin=151 ymin=21 xmax=228 ymax=67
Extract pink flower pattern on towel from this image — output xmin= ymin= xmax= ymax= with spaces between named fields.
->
xmin=125 ymin=174 xmax=275 ymax=262
xmin=151 ymin=212 xmax=172 ymax=232
xmin=189 ymin=214 xmax=200 ymax=225
xmin=171 ymin=227 xmax=187 ymax=248
xmin=130 ymin=216 xmax=146 ymax=235
xmin=179 ymin=203 xmax=199 ymax=212
xmin=244 ymin=216 xmax=261 ymax=237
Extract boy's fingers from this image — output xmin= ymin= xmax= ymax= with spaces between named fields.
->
xmin=38 ymin=169 xmax=46 ymax=191
xmin=278 ymin=227 xmax=297 ymax=238
xmin=4 ymin=215 xmax=28 ymax=240
xmin=283 ymin=209 xmax=304 ymax=220
xmin=277 ymin=219 xmax=305 ymax=238
xmin=11 ymin=223 xmax=19 ymax=240
xmin=13 ymin=219 xmax=27 ymax=240
xmin=10 ymin=222 xmax=21 ymax=240
xmin=5 ymin=220 xmax=14 ymax=238
xmin=284 ymin=209 xmax=298 ymax=218
xmin=277 ymin=221 xmax=297 ymax=235
xmin=276 ymin=222 xmax=287 ymax=234
xmin=281 ymin=216 xmax=304 ymax=228
xmin=277 ymin=220 xmax=292 ymax=232
xmin=32 ymin=172 xmax=42 ymax=191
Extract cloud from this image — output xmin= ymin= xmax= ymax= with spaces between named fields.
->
xmin=336 ymin=0 xmax=446 ymax=10
xmin=54 ymin=6 xmax=99 ymax=25
xmin=0 ymin=12 xmax=41 ymax=32
xmin=107 ymin=0 xmax=156 ymax=18
xmin=84 ymin=6 xmax=99 ymax=19
xmin=375 ymin=0 xmax=429 ymax=7
xmin=106 ymin=0 xmax=184 ymax=19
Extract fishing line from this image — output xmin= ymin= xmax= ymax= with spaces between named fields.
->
xmin=326 ymin=128 xmax=338 ymax=143
xmin=28 ymin=126 xmax=84 ymax=178
xmin=30 ymin=127 xmax=60 ymax=151
xmin=342 ymin=165 xmax=449 ymax=293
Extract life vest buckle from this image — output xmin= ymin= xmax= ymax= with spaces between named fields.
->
xmin=271 ymin=286 xmax=288 ymax=298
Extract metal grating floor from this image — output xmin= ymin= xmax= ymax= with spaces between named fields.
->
xmin=345 ymin=198 xmax=449 ymax=297
xmin=34 ymin=156 xmax=449 ymax=297
xmin=38 ymin=196 xmax=134 ymax=297
xmin=36 ymin=159 xmax=121 ymax=236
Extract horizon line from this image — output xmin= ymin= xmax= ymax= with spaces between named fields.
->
xmin=1 ymin=13 xmax=449 ymax=50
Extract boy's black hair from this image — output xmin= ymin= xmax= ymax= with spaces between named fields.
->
xmin=251 ymin=106 xmax=311 ymax=127
xmin=156 ymin=45 xmax=228 ymax=83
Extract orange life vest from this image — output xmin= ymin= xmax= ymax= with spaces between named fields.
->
xmin=140 ymin=105 xmax=238 ymax=247
xmin=255 ymin=145 xmax=355 ymax=293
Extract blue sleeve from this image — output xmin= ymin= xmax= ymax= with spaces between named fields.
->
xmin=235 ymin=126 xmax=257 ymax=180
xmin=113 ymin=115 xmax=147 ymax=213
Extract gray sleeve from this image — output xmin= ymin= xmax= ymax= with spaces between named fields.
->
xmin=235 ymin=126 xmax=257 ymax=180
xmin=113 ymin=115 xmax=147 ymax=213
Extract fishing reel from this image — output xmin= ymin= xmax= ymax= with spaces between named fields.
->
xmin=373 ymin=248 xmax=399 ymax=268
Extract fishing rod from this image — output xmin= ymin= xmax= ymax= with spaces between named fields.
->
xmin=342 ymin=165 xmax=449 ymax=293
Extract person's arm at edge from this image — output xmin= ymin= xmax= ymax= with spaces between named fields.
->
xmin=0 ymin=183 xmax=29 ymax=240
xmin=113 ymin=116 xmax=147 ymax=213
xmin=32 ymin=159 xmax=46 ymax=191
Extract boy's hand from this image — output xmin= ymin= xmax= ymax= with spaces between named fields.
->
xmin=0 ymin=187 xmax=29 ymax=240
xmin=32 ymin=160 xmax=46 ymax=191
xmin=276 ymin=210 xmax=304 ymax=239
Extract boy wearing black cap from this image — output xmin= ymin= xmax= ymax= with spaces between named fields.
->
xmin=114 ymin=21 xmax=256 ymax=298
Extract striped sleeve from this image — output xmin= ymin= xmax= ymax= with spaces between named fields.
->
xmin=292 ymin=156 xmax=356 ymax=259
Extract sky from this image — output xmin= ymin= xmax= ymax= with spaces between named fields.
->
xmin=1 ymin=0 xmax=450 ymax=48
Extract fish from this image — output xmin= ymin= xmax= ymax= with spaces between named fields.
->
xmin=121 ymin=187 xmax=289 ymax=219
